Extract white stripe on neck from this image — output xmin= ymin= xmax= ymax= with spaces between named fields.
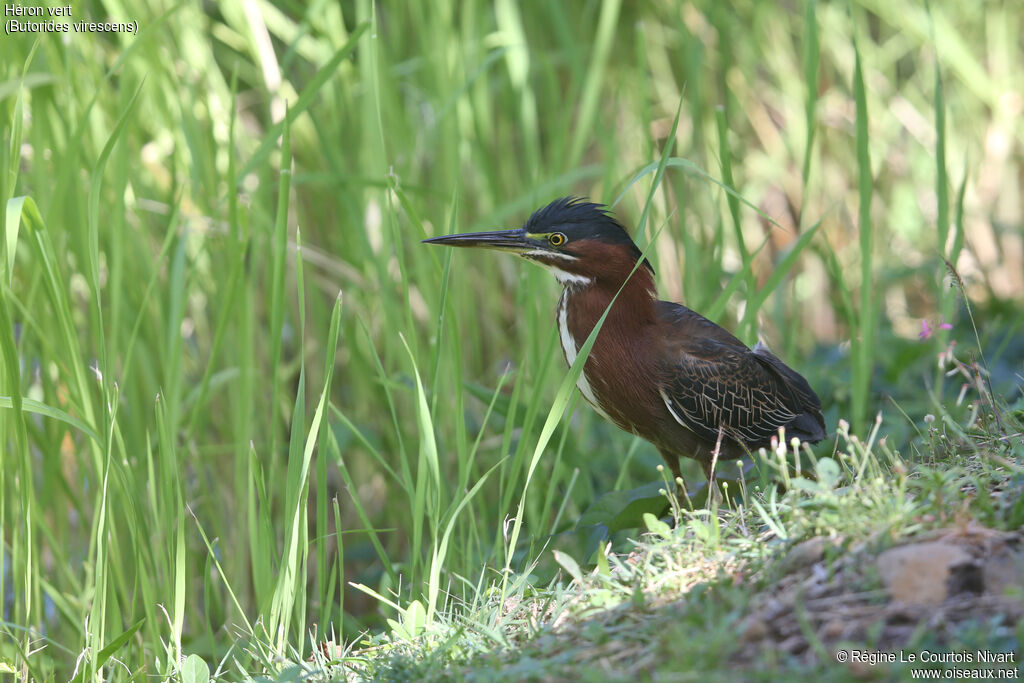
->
xmin=549 ymin=266 xmax=593 ymax=286
xmin=557 ymin=290 xmax=611 ymax=421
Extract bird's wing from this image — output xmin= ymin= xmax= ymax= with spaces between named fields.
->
xmin=654 ymin=303 xmax=823 ymax=446
xmin=751 ymin=341 xmax=823 ymax=414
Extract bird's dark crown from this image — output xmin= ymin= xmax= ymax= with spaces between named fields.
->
xmin=525 ymin=197 xmax=634 ymax=246
xmin=524 ymin=197 xmax=650 ymax=270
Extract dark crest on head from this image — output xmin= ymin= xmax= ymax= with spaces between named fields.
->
xmin=525 ymin=197 xmax=653 ymax=273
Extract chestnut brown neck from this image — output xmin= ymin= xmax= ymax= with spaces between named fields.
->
xmin=554 ymin=251 xmax=660 ymax=437
xmin=564 ymin=264 xmax=657 ymax=337
xmin=560 ymin=237 xmax=658 ymax=327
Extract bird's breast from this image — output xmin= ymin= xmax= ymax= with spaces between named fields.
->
xmin=554 ymin=284 xmax=675 ymax=442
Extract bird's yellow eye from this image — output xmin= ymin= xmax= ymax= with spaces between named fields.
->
xmin=548 ymin=232 xmax=567 ymax=247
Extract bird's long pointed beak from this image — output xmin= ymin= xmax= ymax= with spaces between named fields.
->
xmin=422 ymin=228 xmax=537 ymax=253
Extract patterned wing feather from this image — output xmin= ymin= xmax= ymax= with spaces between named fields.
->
xmin=655 ymin=303 xmax=825 ymax=447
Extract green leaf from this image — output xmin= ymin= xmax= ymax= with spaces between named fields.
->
xmin=405 ymin=599 xmax=426 ymax=637
xmin=70 ymin=617 xmax=145 ymax=683
xmin=578 ymin=481 xmax=670 ymax=532
xmin=180 ymin=654 xmax=210 ymax=683
xmin=552 ymin=549 xmax=584 ymax=583
xmin=751 ymin=498 xmax=789 ymax=540
xmin=596 ymin=546 xmax=611 ymax=578
xmin=790 ymin=477 xmax=824 ymax=493
xmin=0 ymin=395 xmax=101 ymax=444
xmin=388 ymin=599 xmax=427 ymax=641
xmin=642 ymin=512 xmax=672 ymax=540
xmin=815 ymin=457 xmax=841 ymax=489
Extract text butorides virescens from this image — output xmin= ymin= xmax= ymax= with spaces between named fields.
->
xmin=424 ymin=197 xmax=826 ymax=483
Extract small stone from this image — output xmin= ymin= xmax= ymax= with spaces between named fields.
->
xmin=822 ymin=619 xmax=845 ymax=639
xmin=740 ymin=617 xmax=768 ymax=640
xmin=983 ymin=547 xmax=1024 ymax=596
xmin=877 ymin=542 xmax=971 ymax=605
xmin=783 ymin=537 xmax=828 ymax=571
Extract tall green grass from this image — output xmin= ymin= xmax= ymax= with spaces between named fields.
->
xmin=1 ymin=1 xmax=1019 ymax=679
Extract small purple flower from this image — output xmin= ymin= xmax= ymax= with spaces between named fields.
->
xmin=920 ymin=317 xmax=953 ymax=340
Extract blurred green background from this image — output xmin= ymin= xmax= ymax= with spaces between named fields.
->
xmin=1 ymin=0 xmax=1021 ymax=678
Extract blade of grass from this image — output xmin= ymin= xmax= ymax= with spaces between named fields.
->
xmin=401 ymin=332 xmax=442 ymax=592
xmin=566 ymin=0 xmax=621 ymax=169
xmin=741 ymin=219 xmax=823 ymax=331
xmin=267 ymin=109 xmax=292 ymax=465
xmin=851 ymin=26 xmax=876 ymax=432
xmin=799 ymin=0 xmax=820 ymax=221
xmin=0 ymin=394 xmax=101 ymax=445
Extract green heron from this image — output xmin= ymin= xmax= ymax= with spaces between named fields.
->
xmin=424 ymin=197 xmax=826 ymax=483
